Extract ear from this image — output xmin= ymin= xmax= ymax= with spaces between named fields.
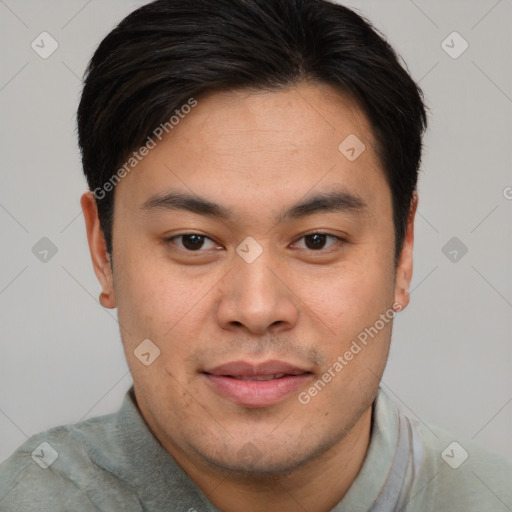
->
xmin=393 ymin=192 xmax=418 ymax=311
xmin=80 ymin=191 xmax=116 ymax=309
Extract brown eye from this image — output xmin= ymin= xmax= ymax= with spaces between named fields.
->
xmin=294 ymin=233 xmax=342 ymax=251
xmin=305 ymin=234 xmax=327 ymax=249
xmin=167 ymin=234 xmax=219 ymax=252
xmin=181 ymin=234 xmax=206 ymax=251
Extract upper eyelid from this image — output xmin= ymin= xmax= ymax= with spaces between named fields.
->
xmin=291 ymin=233 xmax=342 ymax=249
xmin=168 ymin=233 xmax=219 ymax=249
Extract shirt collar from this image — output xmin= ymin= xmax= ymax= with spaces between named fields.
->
xmin=91 ymin=387 xmax=221 ymax=511
xmin=330 ymin=388 xmax=416 ymax=512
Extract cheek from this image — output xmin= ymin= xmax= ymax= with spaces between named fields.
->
xmin=295 ymin=268 xmax=394 ymax=410
xmin=297 ymin=260 xmax=394 ymax=335
xmin=112 ymin=249 xmax=178 ymax=338
xmin=113 ymin=245 xmax=220 ymax=352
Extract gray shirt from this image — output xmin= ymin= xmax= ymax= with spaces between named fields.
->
xmin=1 ymin=387 xmax=510 ymax=511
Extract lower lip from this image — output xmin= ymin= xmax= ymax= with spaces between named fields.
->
xmin=204 ymin=374 xmax=312 ymax=407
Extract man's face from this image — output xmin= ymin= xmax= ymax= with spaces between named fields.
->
xmin=84 ymin=81 xmax=414 ymax=474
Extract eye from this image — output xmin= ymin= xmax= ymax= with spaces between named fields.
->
xmin=166 ymin=233 xmax=220 ymax=252
xmin=165 ymin=232 xmax=344 ymax=254
xmin=292 ymin=233 xmax=343 ymax=251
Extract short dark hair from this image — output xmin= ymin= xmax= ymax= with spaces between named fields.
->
xmin=77 ymin=0 xmax=427 ymax=263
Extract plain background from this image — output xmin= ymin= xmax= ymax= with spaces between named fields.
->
xmin=0 ymin=0 xmax=511 ymax=464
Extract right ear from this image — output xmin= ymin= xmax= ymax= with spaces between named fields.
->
xmin=80 ymin=191 xmax=116 ymax=309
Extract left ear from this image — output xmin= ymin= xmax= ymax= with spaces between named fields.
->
xmin=393 ymin=192 xmax=418 ymax=310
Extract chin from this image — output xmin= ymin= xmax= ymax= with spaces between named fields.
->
xmin=201 ymin=453 xmax=309 ymax=477
xmin=193 ymin=429 xmax=345 ymax=477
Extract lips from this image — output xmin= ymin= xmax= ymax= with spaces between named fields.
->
xmin=233 ymin=373 xmax=287 ymax=381
xmin=203 ymin=360 xmax=312 ymax=407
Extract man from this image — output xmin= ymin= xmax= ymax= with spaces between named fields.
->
xmin=1 ymin=0 xmax=510 ymax=510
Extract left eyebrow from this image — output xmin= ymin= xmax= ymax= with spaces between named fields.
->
xmin=278 ymin=190 xmax=367 ymax=222
xmin=140 ymin=189 xmax=367 ymax=222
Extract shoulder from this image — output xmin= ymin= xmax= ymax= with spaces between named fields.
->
xmin=0 ymin=413 xmax=142 ymax=512
xmin=406 ymin=417 xmax=512 ymax=511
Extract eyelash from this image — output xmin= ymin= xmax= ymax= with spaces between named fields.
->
xmin=164 ymin=232 xmax=346 ymax=254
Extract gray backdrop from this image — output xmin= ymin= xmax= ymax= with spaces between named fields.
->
xmin=1 ymin=0 xmax=511 ymax=464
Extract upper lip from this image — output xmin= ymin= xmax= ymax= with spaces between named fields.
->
xmin=203 ymin=360 xmax=311 ymax=378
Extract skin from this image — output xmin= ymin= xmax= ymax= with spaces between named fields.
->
xmin=81 ymin=81 xmax=417 ymax=512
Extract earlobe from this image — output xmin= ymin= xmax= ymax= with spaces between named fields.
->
xmin=393 ymin=192 xmax=418 ymax=311
xmin=80 ymin=191 xmax=117 ymax=309
xmin=99 ymin=290 xmax=115 ymax=308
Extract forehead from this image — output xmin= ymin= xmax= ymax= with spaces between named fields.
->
xmin=114 ymin=81 xmax=389 ymax=220
xmin=167 ymin=82 xmax=376 ymax=166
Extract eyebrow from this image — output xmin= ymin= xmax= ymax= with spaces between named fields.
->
xmin=141 ymin=189 xmax=367 ymax=222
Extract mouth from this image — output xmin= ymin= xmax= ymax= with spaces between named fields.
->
xmin=202 ymin=360 xmax=313 ymax=408
xmin=221 ymin=373 xmax=293 ymax=381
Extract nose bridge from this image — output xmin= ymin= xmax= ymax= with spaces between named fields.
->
xmin=235 ymin=246 xmax=281 ymax=311
xmin=237 ymin=252 xmax=275 ymax=299
xmin=216 ymin=242 xmax=298 ymax=334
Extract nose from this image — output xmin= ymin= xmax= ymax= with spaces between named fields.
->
xmin=215 ymin=248 xmax=299 ymax=336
